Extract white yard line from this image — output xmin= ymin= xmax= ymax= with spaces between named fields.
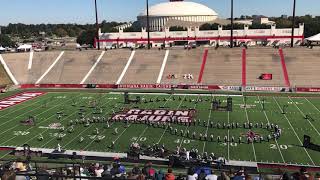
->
xmin=288 ymin=97 xmax=320 ymax=137
xmin=36 ymin=51 xmax=64 ymax=84
xmin=202 ymin=95 xmax=213 ymax=154
xmin=0 ymin=54 xmax=19 ymax=85
xmin=157 ymin=95 xmax=184 ymax=144
xmin=273 ymin=97 xmax=315 ymax=166
xmin=80 ymin=51 xmax=105 ymax=84
xmin=0 ymin=151 xmax=12 ymax=159
xmin=28 ymin=51 xmax=33 ymax=70
xmin=178 ymin=95 xmax=200 ymax=149
xmin=134 ymin=126 xmax=149 ymax=144
xmin=116 ymin=50 xmax=135 ymax=85
xmin=257 ymin=96 xmax=285 ymax=164
xmin=156 ymin=50 xmax=169 ymax=84
xmin=227 ymin=111 xmax=230 ymax=161
xmin=0 ymin=124 xmax=20 ymax=136
xmin=242 ymin=96 xmax=257 ymax=162
xmin=305 ymin=98 xmax=320 ymax=113
xmin=113 ymin=124 xmax=132 ymax=142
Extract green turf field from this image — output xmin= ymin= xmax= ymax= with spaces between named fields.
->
xmin=0 ymin=91 xmax=320 ymax=167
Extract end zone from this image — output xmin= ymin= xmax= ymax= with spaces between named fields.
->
xmin=0 ymin=92 xmax=46 ymax=111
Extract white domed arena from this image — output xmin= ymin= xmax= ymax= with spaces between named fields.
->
xmin=137 ymin=0 xmax=218 ymax=31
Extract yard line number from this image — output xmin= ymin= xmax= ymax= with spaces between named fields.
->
xmin=174 ymin=139 xmax=193 ymax=144
xmin=131 ymin=137 xmax=147 ymax=142
xmin=270 ymin=144 xmax=292 ymax=150
xmin=13 ymin=131 xmax=30 ymax=136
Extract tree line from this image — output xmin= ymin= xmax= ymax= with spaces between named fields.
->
xmin=0 ymin=15 xmax=319 ymax=47
xmin=0 ymin=20 xmax=125 ymax=46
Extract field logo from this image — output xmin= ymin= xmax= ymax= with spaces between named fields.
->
xmin=112 ymin=109 xmax=196 ymax=123
xmin=0 ymin=92 xmax=46 ymax=110
xmin=242 ymin=130 xmax=261 ymax=139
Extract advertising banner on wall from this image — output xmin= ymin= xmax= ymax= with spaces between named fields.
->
xmin=296 ymin=87 xmax=320 ymax=92
xmin=245 ymin=86 xmax=289 ymax=92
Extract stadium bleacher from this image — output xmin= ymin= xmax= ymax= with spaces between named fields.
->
xmin=84 ymin=50 xmax=132 ymax=84
xmin=1 ymin=52 xmax=29 ymax=84
xmin=121 ymin=49 xmax=165 ymax=84
xmin=284 ymin=48 xmax=320 ymax=87
xmin=40 ymin=51 xmax=102 ymax=84
xmin=0 ymin=47 xmax=319 ymax=88
xmin=246 ymin=48 xmax=284 ymax=86
xmin=27 ymin=51 xmax=63 ymax=84
xmin=0 ymin=62 xmax=12 ymax=87
xmin=160 ymin=48 xmax=203 ymax=85
xmin=202 ymin=48 xmax=242 ymax=86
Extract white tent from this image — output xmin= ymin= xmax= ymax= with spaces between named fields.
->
xmin=306 ymin=33 xmax=320 ymax=42
xmin=17 ymin=44 xmax=32 ymax=51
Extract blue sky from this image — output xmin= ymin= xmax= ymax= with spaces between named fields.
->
xmin=0 ymin=0 xmax=319 ymax=25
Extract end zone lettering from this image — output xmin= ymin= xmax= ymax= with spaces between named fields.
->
xmin=0 ymin=92 xmax=46 ymax=110
xmin=112 ymin=109 xmax=196 ymax=123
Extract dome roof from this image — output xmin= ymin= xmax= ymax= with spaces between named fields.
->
xmin=139 ymin=1 xmax=218 ymax=17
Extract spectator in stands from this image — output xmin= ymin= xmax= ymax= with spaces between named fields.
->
xmin=1 ymin=170 xmax=16 ymax=180
xmin=15 ymin=159 xmax=26 ymax=172
xmin=220 ymin=172 xmax=230 ymax=180
xmin=142 ymin=162 xmax=156 ymax=178
xmin=114 ymin=157 xmax=126 ymax=175
xmin=280 ymin=172 xmax=290 ymax=180
xmin=176 ymin=173 xmax=185 ymax=180
xmin=187 ymin=167 xmax=198 ymax=180
xmin=165 ymin=168 xmax=175 ymax=180
xmin=36 ymin=167 xmax=50 ymax=180
xmin=155 ymin=169 xmax=165 ymax=180
xmin=51 ymin=168 xmax=64 ymax=180
xmin=299 ymin=167 xmax=313 ymax=180
xmin=233 ymin=167 xmax=246 ymax=180
xmin=66 ymin=167 xmax=73 ymax=179
xmin=80 ymin=167 xmax=90 ymax=178
xmin=137 ymin=172 xmax=146 ymax=180
xmin=198 ymin=169 xmax=207 ymax=180
xmin=110 ymin=163 xmax=121 ymax=177
xmin=95 ymin=164 xmax=104 ymax=177
xmin=205 ymin=170 xmax=218 ymax=180
xmin=101 ymin=164 xmax=112 ymax=179
xmin=132 ymin=164 xmax=141 ymax=176
xmin=127 ymin=172 xmax=138 ymax=179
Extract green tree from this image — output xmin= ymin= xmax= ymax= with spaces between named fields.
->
xmin=0 ymin=34 xmax=15 ymax=47
xmin=76 ymin=29 xmax=96 ymax=45
xmin=169 ymin=26 xmax=187 ymax=31
xmin=124 ymin=21 xmax=141 ymax=32
xmin=54 ymin=28 xmax=68 ymax=37
xmin=200 ymin=23 xmax=219 ymax=30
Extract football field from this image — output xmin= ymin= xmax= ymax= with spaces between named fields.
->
xmin=0 ymin=91 xmax=320 ymax=167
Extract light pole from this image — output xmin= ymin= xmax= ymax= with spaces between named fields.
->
xmin=230 ymin=0 xmax=234 ymax=48
xmin=146 ymin=0 xmax=151 ymax=49
xmin=94 ymin=0 xmax=100 ymax=50
xmin=291 ymin=0 xmax=296 ymax=48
